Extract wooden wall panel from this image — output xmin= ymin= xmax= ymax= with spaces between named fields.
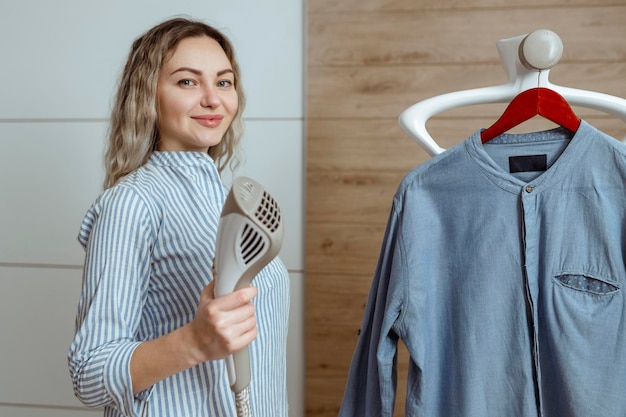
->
xmin=306 ymin=171 xmax=400 ymax=224
xmin=306 ymin=2 xmax=626 ymax=416
xmin=306 ymin=223 xmax=386 ymax=276
xmin=308 ymin=7 xmax=626 ymax=66
xmin=307 ymin=119 xmax=425 ymax=171
xmin=309 ymin=0 xmax=624 ymax=12
xmin=308 ymin=63 xmax=626 ymax=119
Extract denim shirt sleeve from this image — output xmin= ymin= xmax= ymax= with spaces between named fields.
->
xmin=339 ymin=197 xmax=407 ymax=416
xmin=68 ymin=186 xmax=155 ymax=417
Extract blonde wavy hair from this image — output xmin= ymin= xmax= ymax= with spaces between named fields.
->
xmin=103 ymin=17 xmax=246 ymax=189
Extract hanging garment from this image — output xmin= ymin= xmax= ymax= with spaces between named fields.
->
xmin=338 ymin=121 xmax=626 ymax=417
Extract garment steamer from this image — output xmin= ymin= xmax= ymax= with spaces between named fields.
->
xmin=213 ymin=176 xmax=284 ymax=417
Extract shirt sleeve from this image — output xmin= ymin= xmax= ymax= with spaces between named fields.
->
xmin=68 ymin=185 xmax=155 ymax=417
xmin=338 ymin=198 xmax=407 ymax=416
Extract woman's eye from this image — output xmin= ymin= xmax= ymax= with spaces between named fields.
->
xmin=217 ymin=79 xmax=233 ymax=88
xmin=178 ymin=79 xmax=197 ymax=87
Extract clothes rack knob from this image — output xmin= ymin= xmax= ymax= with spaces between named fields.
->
xmin=519 ymin=29 xmax=563 ymax=71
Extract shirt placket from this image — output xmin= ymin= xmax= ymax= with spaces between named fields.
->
xmin=520 ymin=183 xmax=543 ymax=417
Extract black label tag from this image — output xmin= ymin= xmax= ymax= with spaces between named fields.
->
xmin=509 ymin=155 xmax=547 ymax=173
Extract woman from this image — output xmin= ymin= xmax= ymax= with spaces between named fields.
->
xmin=68 ymin=17 xmax=290 ymax=417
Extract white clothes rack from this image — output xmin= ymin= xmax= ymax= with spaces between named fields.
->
xmin=398 ymin=29 xmax=626 ymax=156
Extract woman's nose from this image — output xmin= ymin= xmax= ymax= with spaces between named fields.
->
xmin=200 ymin=86 xmax=220 ymax=108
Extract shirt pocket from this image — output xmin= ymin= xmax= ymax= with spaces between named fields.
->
xmin=553 ymin=272 xmax=620 ymax=298
xmin=551 ymin=271 xmax=621 ymax=317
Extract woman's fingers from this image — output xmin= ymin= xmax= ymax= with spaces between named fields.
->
xmin=190 ymin=283 xmax=259 ymax=360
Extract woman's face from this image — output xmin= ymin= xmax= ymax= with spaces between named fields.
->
xmin=156 ymin=36 xmax=238 ymax=152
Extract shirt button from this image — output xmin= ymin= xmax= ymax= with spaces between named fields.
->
xmin=525 ymin=185 xmax=534 ymax=193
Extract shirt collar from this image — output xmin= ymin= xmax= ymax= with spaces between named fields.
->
xmin=149 ymin=151 xmax=216 ymax=167
xmin=464 ymin=120 xmax=594 ymax=193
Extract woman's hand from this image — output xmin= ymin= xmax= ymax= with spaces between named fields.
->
xmin=188 ymin=280 xmax=258 ymax=363
xmin=129 ymin=280 xmax=258 ymax=394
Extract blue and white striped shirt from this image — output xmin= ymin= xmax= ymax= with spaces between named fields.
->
xmin=68 ymin=151 xmax=290 ymax=417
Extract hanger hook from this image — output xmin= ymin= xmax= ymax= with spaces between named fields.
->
xmin=519 ymin=29 xmax=563 ymax=71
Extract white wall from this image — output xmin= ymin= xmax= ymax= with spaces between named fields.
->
xmin=0 ymin=1 xmax=304 ymax=416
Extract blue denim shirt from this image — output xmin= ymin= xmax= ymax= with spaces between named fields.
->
xmin=339 ymin=121 xmax=626 ymax=417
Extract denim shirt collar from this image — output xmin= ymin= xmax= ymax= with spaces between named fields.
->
xmin=465 ymin=120 xmax=594 ymax=194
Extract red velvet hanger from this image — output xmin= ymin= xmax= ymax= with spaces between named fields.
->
xmin=480 ymin=87 xmax=581 ymax=143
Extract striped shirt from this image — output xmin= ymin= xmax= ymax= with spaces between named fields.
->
xmin=68 ymin=151 xmax=290 ymax=417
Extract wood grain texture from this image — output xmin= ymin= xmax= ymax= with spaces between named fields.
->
xmin=306 ymin=342 xmax=410 ymax=416
xmin=309 ymin=0 xmax=624 ymax=13
xmin=308 ymin=7 xmax=626 ymax=66
xmin=305 ymin=272 xmax=369 ymax=377
xmin=306 ymin=222 xmax=387 ymax=275
xmin=308 ymin=118 xmax=626 ymax=173
xmin=308 ymin=63 xmax=626 ymax=119
xmin=306 ymin=170 xmax=400 ymax=224
xmin=305 ymin=270 xmax=413 ymax=377
xmin=306 ymin=119 xmax=427 ymax=171
xmin=305 ymin=2 xmax=626 ymax=416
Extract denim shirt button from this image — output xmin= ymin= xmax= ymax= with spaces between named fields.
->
xmin=525 ymin=185 xmax=534 ymax=193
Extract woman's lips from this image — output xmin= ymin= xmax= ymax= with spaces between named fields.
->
xmin=192 ymin=114 xmax=224 ymax=128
